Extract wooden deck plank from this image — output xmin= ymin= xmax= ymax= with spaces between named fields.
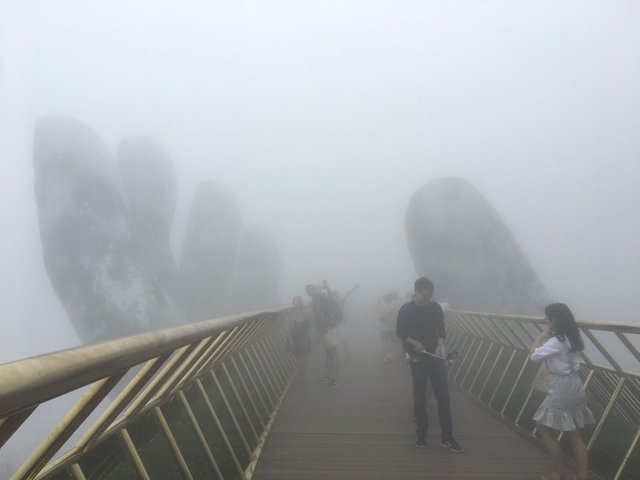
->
xmin=253 ymin=343 xmax=552 ymax=479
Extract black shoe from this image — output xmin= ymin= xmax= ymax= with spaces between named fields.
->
xmin=414 ymin=439 xmax=427 ymax=448
xmin=440 ymin=438 xmax=463 ymax=453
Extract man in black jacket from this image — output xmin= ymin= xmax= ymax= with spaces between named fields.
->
xmin=396 ymin=277 xmax=463 ymax=452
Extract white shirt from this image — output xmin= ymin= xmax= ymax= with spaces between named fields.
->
xmin=376 ymin=301 xmax=398 ymax=331
xmin=530 ymin=336 xmax=581 ymax=375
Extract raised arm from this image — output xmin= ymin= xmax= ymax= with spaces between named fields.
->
xmin=529 ymin=325 xmax=551 ymax=353
xmin=529 ymin=326 xmax=563 ymax=362
xmin=340 ymin=283 xmax=360 ymax=306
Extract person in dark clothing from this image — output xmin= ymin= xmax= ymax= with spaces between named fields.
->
xmin=288 ymin=296 xmax=311 ymax=381
xmin=306 ymin=282 xmax=342 ymax=387
xmin=396 ymin=277 xmax=463 ymax=453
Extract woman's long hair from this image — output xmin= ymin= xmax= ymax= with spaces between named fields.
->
xmin=545 ymin=303 xmax=584 ymax=352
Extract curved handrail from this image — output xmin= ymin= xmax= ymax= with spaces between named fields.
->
xmin=0 ymin=308 xmax=296 ymax=480
xmin=0 ymin=311 xmax=275 ymax=418
xmin=450 ymin=309 xmax=640 ymax=334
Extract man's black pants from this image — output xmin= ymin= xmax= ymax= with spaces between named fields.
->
xmin=410 ymin=356 xmax=453 ymax=441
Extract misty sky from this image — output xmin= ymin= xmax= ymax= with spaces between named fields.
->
xmin=1 ymin=0 xmax=639 ymax=362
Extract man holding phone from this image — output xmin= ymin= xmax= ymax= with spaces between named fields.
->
xmin=396 ymin=277 xmax=463 ymax=452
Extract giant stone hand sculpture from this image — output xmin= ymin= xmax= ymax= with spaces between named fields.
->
xmin=179 ymin=181 xmax=243 ymax=321
xmin=405 ymin=177 xmax=551 ymax=314
xmin=118 ymin=134 xmax=183 ymax=311
xmin=34 ymin=117 xmax=183 ymax=344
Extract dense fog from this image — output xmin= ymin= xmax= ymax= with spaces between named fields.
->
xmin=1 ymin=0 xmax=639 ymax=362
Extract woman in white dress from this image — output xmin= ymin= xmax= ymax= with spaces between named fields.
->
xmin=530 ymin=303 xmax=595 ymax=480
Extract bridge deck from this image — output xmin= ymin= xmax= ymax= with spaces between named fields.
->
xmin=254 ymin=342 xmax=551 ymax=480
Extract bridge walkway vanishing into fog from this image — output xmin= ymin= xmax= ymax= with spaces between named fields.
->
xmin=0 ymin=309 xmax=638 ymax=479
xmin=253 ymin=342 xmax=553 ymax=480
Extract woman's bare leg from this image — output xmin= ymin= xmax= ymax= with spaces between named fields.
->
xmin=565 ymin=430 xmax=589 ymax=479
xmin=537 ymin=422 xmax=567 ymax=478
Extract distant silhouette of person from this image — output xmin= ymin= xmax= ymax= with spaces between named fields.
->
xmin=331 ymin=283 xmax=359 ymax=359
xmin=306 ymin=281 xmax=342 ymax=387
xmin=396 ymin=277 xmax=462 ymax=452
xmin=376 ymin=292 xmax=400 ymax=362
xmin=288 ymin=296 xmax=311 ymax=381
xmin=530 ymin=303 xmax=594 ymax=480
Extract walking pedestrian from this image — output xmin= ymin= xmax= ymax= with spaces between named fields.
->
xmin=288 ymin=296 xmax=311 ymax=381
xmin=376 ymin=292 xmax=400 ymax=362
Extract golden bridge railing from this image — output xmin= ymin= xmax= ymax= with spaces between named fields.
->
xmin=0 ymin=310 xmax=296 ymax=480
xmin=446 ymin=310 xmax=640 ymax=480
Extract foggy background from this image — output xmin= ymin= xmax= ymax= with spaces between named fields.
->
xmin=1 ymin=0 xmax=639 ymax=363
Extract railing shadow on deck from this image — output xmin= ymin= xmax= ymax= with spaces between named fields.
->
xmin=0 ymin=310 xmax=296 ymax=480
xmin=446 ymin=310 xmax=640 ymax=480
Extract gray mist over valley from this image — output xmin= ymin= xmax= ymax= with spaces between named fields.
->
xmin=1 ymin=0 xmax=639 ymax=363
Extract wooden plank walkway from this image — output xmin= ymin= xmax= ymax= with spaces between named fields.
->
xmin=253 ymin=341 xmax=552 ymax=480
